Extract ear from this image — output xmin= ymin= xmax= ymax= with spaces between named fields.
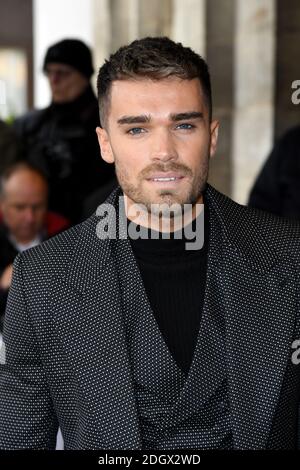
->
xmin=209 ymin=120 xmax=219 ymax=158
xmin=96 ymin=126 xmax=115 ymax=163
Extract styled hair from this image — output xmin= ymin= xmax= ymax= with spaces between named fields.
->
xmin=0 ymin=161 xmax=48 ymax=198
xmin=97 ymin=36 xmax=212 ymax=127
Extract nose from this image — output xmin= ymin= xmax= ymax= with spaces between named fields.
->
xmin=23 ymin=207 xmax=35 ymax=224
xmin=150 ymin=128 xmax=178 ymax=163
xmin=48 ymin=73 xmax=60 ymax=86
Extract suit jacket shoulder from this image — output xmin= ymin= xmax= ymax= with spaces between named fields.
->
xmin=18 ymin=184 xmax=300 ymax=287
xmin=17 ymin=186 xmax=119 ymax=291
xmin=206 ymin=185 xmax=300 ymax=266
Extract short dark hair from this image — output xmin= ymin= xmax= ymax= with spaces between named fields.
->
xmin=97 ymin=36 xmax=212 ymax=127
xmin=0 ymin=161 xmax=48 ymax=198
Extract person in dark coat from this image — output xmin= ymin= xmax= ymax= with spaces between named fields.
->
xmin=0 ymin=120 xmax=21 ymax=174
xmin=13 ymin=39 xmax=115 ymax=224
xmin=248 ymin=125 xmax=300 ymax=218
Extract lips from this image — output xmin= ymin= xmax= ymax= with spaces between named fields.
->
xmin=146 ymin=172 xmax=184 ymax=182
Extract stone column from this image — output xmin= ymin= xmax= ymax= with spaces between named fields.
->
xmin=93 ymin=0 xmax=111 ymax=77
xmin=171 ymin=0 xmax=206 ymax=55
xmin=93 ymin=0 xmax=139 ymax=69
xmin=139 ymin=0 xmax=172 ymax=37
xmin=206 ymin=0 xmax=235 ymax=197
xmin=232 ymin=0 xmax=276 ymax=204
xmin=110 ymin=0 xmax=137 ymax=51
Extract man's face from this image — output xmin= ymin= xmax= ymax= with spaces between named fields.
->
xmin=45 ymin=63 xmax=89 ymax=103
xmin=0 ymin=170 xmax=48 ymax=244
xmin=97 ymin=77 xmax=219 ymax=214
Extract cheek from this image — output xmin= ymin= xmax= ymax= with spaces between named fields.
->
xmin=37 ymin=211 xmax=46 ymax=222
xmin=64 ymin=82 xmax=75 ymax=97
xmin=115 ymin=157 xmax=133 ymax=179
xmin=112 ymin=141 xmax=144 ymax=172
xmin=7 ymin=211 xmax=20 ymax=225
xmin=57 ymin=79 xmax=74 ymax=97
xmin=188 ymin=136 xmax=210 ymax=161
xmin=177 ymin=132 xmax=207 ymax=153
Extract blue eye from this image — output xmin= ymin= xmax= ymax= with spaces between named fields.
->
xmin=128 ymin=127 xmax=145 ymax=135
xmin=176 ymin=123 xmax=195 ymax=130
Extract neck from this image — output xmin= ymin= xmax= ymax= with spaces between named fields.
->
xmin=11 ymin=233 xmax=40 ymax=246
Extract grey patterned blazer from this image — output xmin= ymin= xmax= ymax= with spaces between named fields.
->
xmin=0 ymin=184 xmax=300 ymax=450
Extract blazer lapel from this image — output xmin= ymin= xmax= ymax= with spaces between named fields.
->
xmin=167 ymin=209 xmax=227 ymax=425
xmin=219 ymin=250 xmax=297 ymax=449
xmin=49 ymin=189 xmax=142 ymax=449
xmin=206 ymin=185 xmax=297 ymax=449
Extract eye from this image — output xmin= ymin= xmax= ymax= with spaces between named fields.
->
xmin=127 ymin=127 xmax=146 ymax=135
xmin=15 ymin=205 xmax=25 ymax=211
xmin=176 ymin=123 xmax=195 ymax=130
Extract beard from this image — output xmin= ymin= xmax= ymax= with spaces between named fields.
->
xmin=115 ymin=156 xmax=209 ymax=218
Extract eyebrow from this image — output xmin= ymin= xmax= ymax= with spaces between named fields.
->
xmin=170 ymin=112 xmax=204 ymax=121
xmin=117 ymin=115 xmax=151 ymax=125
xmin=117 ymin=111 xmax=204 ymax=126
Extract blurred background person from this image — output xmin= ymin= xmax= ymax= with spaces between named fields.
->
xmin=13 ymin=38 xmax=116 ymax=224
xmin=248 ymin=125 xmax=300 ymax=219
xmin=0 ymin=162 xmax=68 ymax=333
xmin=0 ymin=119 xmax=21 ymax=174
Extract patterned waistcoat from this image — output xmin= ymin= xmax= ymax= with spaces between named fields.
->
xmin=112 ymin=198 xmax=233 ymax=450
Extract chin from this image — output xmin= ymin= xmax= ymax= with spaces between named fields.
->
xmin=158 ymin=189 xmax=192 ymax=205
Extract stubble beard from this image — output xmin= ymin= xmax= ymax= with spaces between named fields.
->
xmin=115 ymin=156 xmax=209 ymax=219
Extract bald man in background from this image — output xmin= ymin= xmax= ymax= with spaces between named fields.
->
xmin=0 ymin=163 xmax=48 ymax=332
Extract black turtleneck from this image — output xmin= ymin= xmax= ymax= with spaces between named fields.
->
xmin=128 ymin=201 xmax=209 ymax=376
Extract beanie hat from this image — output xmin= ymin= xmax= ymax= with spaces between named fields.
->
xmin=43 ymin=39 xmax=94 ymax=79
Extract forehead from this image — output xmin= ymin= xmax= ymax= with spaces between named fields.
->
xmin=4 ymin=171 xmax=46 ymax=195
xmin=45 ymin=62 xmax=74 ymax=71
xmin=108 ymin=77 xmax=206 ymax=118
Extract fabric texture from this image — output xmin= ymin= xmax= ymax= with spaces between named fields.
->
xmin=0 ymin=215 xmax=69 ymax=333
xmin=0 ymin=184 xmax=300 ymax=449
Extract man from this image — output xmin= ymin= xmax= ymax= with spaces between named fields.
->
xmin=13 ymin=38 xmax=115 ymax=224
xmin=0 ymin=162 xmax=68 ymax=333
xmin=0 ymin=37 xmax=300 ymax=450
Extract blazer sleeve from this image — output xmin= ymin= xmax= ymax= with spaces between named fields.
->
xmin=0 ymin=287 xmax=8 ymax=334
xmin=0 ymin=254 xmax=58 ymax=449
